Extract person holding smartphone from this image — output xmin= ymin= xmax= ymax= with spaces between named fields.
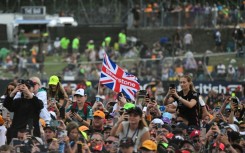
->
xmin=112 ymin=92 xmax=127 ymax=116
xmin=164 ymin=75 xmax=200 ymax=127
xmin=4 ymin=80 xmax=44 ymax=143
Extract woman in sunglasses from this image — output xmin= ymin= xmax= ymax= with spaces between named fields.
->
xmin=110 ymin=103 xmax=150 ymax=153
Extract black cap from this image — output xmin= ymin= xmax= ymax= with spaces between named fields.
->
xmin=176 ymin=122 xmax=188 ymax=130
xmin=43 ymin=125 xmax=56 ymax=132
xmin=103 ymin=125 xmax=112 ymax=131
xmin=25 ymin=80 xmax=35 ymax=88
xmin=126 ymin=106 xmax=143 ymax=116
xmin=120 ymin=137 xmax=134 ymax=147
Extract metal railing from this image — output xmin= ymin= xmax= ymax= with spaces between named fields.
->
xmin=0 ymin=52 xmax=244 ymax=82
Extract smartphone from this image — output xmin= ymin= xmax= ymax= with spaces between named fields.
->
xmin=169 ymin=84 xmax=176 ymax=89
xmin=124 ymin=112 xmax=129 ymax=121
xmin=2 ymin=108 xmax=8 ymax=118
xmin=96 ymin=96 xmax=100 ymax=102
xmin=201 ymin=128 xmax=206 ymax=138
xmin=77 ymin=143 xmax=82 ymax=153
xmin=51 ymin=98 xmax=56 ymax=103
xmin=18 ymin=79 xmax=25 ymax=84
xmin=50 ymin=120 xmax=60 ymax=127
xmin=69 ymin=95 xmax=73 ymax=101
xmin=12 ymin=139 xmax=22 ymax=146
xmin=150 ymin=97 xmax=156 ymax=102
xmin=231 ymin=97 xmax=239 ymax=105
xmin=146 ymin=93 xmax=150 ymax=99
xmin=58 ymin=130 xmax=67 ymax=138
xmin=138 ymin=90 xmax=147 ymax=98
xmin=71 ymin=107 xmax=77 ymax=113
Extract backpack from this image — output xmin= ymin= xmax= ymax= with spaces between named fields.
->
xmin=71 ymin=102 xmax=92 ymax=118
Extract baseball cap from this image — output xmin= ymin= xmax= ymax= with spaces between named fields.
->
xmin=140 ymin=140 xmax=157 ymax=151
xmin=43 ymin=125 xmax=56 ymax=132
xmin=120 ymin=137 xmax=134 ymax=147
xmin=176 ymin=122 xmax=188 ymax=130
xmin=33 ymin=137 xmax=44 ymax=145
xmin=225 ymin=124 xmax=239 ymax=132
xmin=78 ymin=126 xmax=89 ymax=132
xmin=48 ymin=75 xmax=59 ymax=85
xmin=0 ymin=115 xmax=4 ymax=125
xmin=74 ymin=88 xmax=86 ymax=97
xmin=162 ymin=117 xmax=171 ymax=124
xmin=39 ymin=118 xmax=46 ymax=127
xmin=213 ymin=142 xmax=225 ymax=150
xmin=25 ymin=80 xmax=35 ymax=88
xmin=93 ymin=110 xmax=105 ymax=119
xmin=190 ymin=130 xmax=200 ymax=138
xmin=103 ymin=125 xmax=112 ymax=131
xmin=151 ymin=118 xmax=164 ymax=125
xmin=126 ymin=106 xmax=143 ymax=116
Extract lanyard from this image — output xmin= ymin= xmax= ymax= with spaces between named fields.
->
xmin=125 ymin=124 xmax=139 ymax=143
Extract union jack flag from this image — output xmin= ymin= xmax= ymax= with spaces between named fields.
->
xmin=99 ymin=53 xmax=140 ymax=100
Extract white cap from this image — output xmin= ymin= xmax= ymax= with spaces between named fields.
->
xmin=49 ymin=111 xmax=57 ymax=120
xmin=34 ymin=137 xmax=44 ymax=145
xmin=225 ymin=124 xmax=239 ymax=132
xmin=74 ymin=88 xmax=86 ymax=96
xmin=151 ymin=118 xmax=164 ymax=125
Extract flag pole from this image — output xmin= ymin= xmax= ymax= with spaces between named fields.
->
xmin=97 ymin=52 xmax=106 ymax=96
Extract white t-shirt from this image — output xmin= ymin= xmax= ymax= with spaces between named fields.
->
xmin=0 ymin=125 xmax=7 ymax=146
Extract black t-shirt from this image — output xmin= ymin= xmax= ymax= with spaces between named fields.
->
xmin=177 ymin=90 xmax=200 ymax=127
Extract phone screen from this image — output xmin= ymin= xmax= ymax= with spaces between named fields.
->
xmin=201 ymin=128 xmax=206 ymax=138
xmin=2 ymin=108 xmax=8 ymax=118
xmin=50 ymin=120 xmax=60 ymax=127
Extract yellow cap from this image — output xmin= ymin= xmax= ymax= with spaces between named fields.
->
xmin=49 ymin=75 xmax=59 ymax=85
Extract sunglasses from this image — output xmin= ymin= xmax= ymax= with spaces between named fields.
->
xmin=8 ymin=88 xmax=14 ymax=92
xmin=105 ymin=140 xmax=113 ymax=144
xmin=192 ymin=139 xmax=200 ymax=143
xmin=240 ymin=127 xmax=245 ymax=130
xmin=91 ymin=139 xmax=102 ymax=142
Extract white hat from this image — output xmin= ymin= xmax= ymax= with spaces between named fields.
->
xmin=225 ymin=124 xmax=239 ymax=132
xmin=49 ymin=111 xmax=57 ymax=120
xmin=74 ymin=88 xmax=86 ymax=96
xmin=34 ymin=137 xmax=44 ymax=145
xmin=151 ymin=118 xmax=164 ymax=125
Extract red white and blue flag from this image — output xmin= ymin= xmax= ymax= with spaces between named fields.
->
xmin=100 ymin=53 xmax=140 ymax=100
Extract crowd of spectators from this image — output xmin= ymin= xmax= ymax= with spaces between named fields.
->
xmin=0 ymin=74 xmax=244 ymax=153
xmin=130 ymin=1 xmax=245 ymax=28
xmin=0 ymin=25 xmax=244 ymax=82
